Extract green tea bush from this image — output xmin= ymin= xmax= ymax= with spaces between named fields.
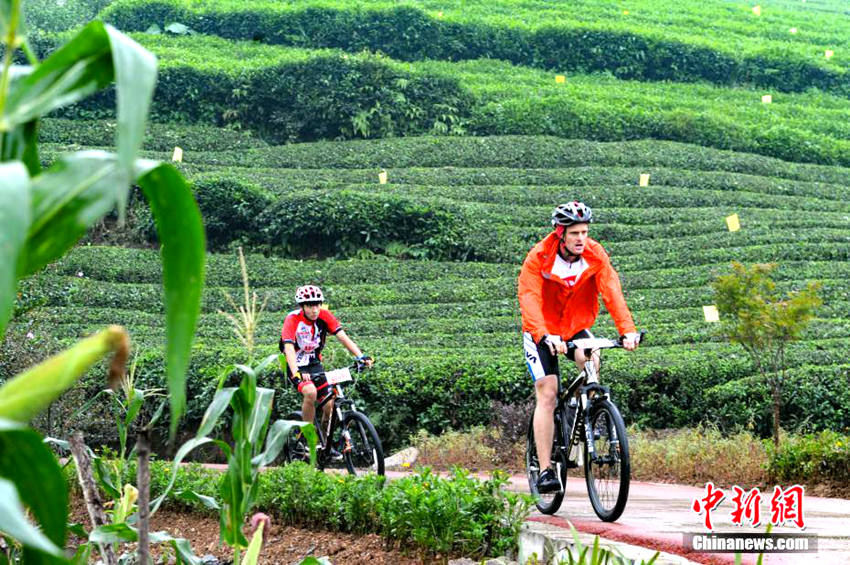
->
xmin=39 ymin=118 xmax=268 ymax=151
xmin=766 ymin=430 xmax=850 ymax=490
xmin=257 ymin=190 xmax=476 ymax=260
xmin=100 ymin=1 xmax=850 ymax=97
xmin=55 ymin=37 xmax=474 ymax=143
xmin=134 ymin=177 xmax=274 ymax=251
xmin=24 ymin=0 xmax=113 ymax=32
xmin=704 ymin=365 xmax=850 ymax=436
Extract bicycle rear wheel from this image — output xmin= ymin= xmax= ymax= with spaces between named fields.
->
xmin=283 ymin=410 xmax=312 ymax=465
xmin=525 ymin=411 xmax=568 ymax=515
xmin=584 ymin=399 xmax=630 ymax=522
xmin=341 ymin=411 xmax=384 ymax=476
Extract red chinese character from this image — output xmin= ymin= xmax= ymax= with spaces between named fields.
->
xmin=692 ymin=482 xmax=726 ymax=530
xmin=730 ymin=486 xmax=762 ymax=527
xmin=770 ymin=485 xmax=806 ymax=529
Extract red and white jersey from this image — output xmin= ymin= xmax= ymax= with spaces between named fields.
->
xmin=280 ymin=308 xmax=342 ymax=367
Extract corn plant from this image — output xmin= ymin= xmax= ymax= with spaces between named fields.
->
xmin=218 ymin=247 xmax=269 ymax=363
xmin=151 ymin=354 xmax=317 ymax=565
xmin=0 ymin=0 xmax=205 ymax=557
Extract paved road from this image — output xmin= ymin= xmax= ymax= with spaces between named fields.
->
xmin=515 ymin=474 xmax=850 ymax=565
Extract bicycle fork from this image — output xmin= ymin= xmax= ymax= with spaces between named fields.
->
xmin=334 ymin=389 xmax=353 ymax=455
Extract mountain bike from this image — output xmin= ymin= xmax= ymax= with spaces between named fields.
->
xmin=283 ymin=360 xmax=385 ymax=476
xmin=526 ymin=332 xmax=644 ymax=521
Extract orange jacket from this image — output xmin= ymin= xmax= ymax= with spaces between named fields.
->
xmin=518 ymin=232 xmax=636 ymax=343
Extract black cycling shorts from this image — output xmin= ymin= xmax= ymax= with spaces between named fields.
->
xmin=523 ymin=329 xmax=594 ymax=381
xmin=287 ymin=362 xmax=334 ymax=407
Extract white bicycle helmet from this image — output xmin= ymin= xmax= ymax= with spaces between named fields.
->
xmin=295 ymin=285 xmax=324 ymax=304
xmin=551 ymin=201 xmax=593 ymax=227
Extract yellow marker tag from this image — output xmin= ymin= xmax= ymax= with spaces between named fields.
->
xmin=789 ymin=27 xmax=797 ymax=34
xmin=703 ymin=305 xmax=720 ymax=323
xmin=825 ymin=49 xmax=834 ymax=59
xmin=726 ymin=213 xmax=741 ymax=232
xmin=623 ymin=10 xmax=629 ymax=15
xmin=171 ymin=147 xmax=183 ymax=162
xmin=378 ymin=170 xmax=388 ymax=184
xmin=639 ymin=173 xmax=650 ymax=187
xmin=761 ymin=94 xmax=772 ymax=104
xmin=752 ymin=5 xmax=761 ymax=16
xmin=555 ymin=75 xmax=566 ymax=83
xmin=437 ymin=11 xmax=443 ymax=17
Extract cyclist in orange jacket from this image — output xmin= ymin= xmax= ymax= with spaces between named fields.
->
xmin=518 ymin=202 xmax=640 ymax=494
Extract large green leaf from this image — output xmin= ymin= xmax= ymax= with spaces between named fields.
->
xmin=89 ymin=522 xmax=136 ymax=544
xmin=1 ymin=119 xmax=40 ymax=176
xmin=175 ymin=490 xmax=220 ymax=511
xmin=247 ymin=388 xmax=274 ymax=447
xmin=90 ymin=524 xmax=202 ymax=564
xmin=242 ymin=522 xmax=264 ymax=565
xmin=104 ymin=26 xmax=156 ymax=185
xmin=0 ymin=420 xmax=66 ymax=562
xmin=137 ymin=162 xmax=205 ymax=438
xmin=0 ymin=161 xmax=29 ymax=337
xmin=196 ymin=387 xmax=236 ymax=438
xmin=3 ymin=22 xmax=114 ymax=128
xmin=23 ymin=151 xmax=124 ymax=277
xmin=0 ymin=326 xmax=127 ymax=422
xmin=0 ymin=478 xmax=63 ymax=559
xmin=149 ymin=436 xmax=228 ymax=514
xmin=252 ymin=420 xmax=317 ymax=468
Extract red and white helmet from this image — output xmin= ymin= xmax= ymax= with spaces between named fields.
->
xmin=295 ymin=285 xmax=324 ymax=304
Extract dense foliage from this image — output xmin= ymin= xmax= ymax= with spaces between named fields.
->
xmin=63 ymin=460 xmax=533 ymax=558
xmin=12 ymin=0 xmax=850 ymax=461
xmin=100 ymin=0 xmax=850 ymax=96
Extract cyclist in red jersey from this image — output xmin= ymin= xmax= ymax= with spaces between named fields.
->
xmin=280 ymin=285 xmax=373 ymax=453
xmin=519 ymin=202 xmax=640 ymax=494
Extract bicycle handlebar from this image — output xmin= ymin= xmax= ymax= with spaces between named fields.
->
xmin=566 ymin=330 xmax=647 ymax=351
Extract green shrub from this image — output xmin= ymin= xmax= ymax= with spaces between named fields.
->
xmin=39 ymin=118 xmax=268 ymax=151
xmin=24 ymin=0 xmax=112 ymax=32
xmin=257 ymin=190 xmax=476 ymax=260
xmin=52 ymin=36 xmax=474 ymax=143
xmin=142 ymin=459 xmax=531 ymax=558
xmin=766 ymin=430 xmax=850 ymax=488
xmin=134 ymin=177 xmax=274 ymax=251
xmin=99 ymin=1 xmax=850 ymax=98
xmin=704 ymin=365 xmax=850 ymax=436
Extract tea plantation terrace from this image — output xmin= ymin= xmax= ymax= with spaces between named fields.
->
xmin=21 ymin=134 xmax=850 ymax=451
xmin=35 ymin=32 xmax=850 ymax=166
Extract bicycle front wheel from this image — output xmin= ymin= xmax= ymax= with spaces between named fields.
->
xmin=584 ymin=399 xmax=630 ymax=522
xmin=341 ymin=411 xmax=384 ymax=476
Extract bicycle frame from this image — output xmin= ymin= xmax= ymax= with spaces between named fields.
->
xmin=559 ymin=345 xmax=620 ymax=464
xmin=314 ymin=371 xmax=363 ymax=456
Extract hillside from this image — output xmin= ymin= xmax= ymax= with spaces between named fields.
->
xmin=17 ymin=133 xmax=850 ymax=448
xmin=5 ymin=0 xmax=849 ymax=450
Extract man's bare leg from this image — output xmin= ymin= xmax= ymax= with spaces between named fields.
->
xmin=533 ymin=374 xmax=558 ymax=470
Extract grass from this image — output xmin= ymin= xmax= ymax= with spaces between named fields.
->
xmin=411 ymin=425 xmax=766 ymax=488
xmin=630 ymin=426 xmax=769 ymax=488
xmin=413 ymin=424 xmax=850 ymax=497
